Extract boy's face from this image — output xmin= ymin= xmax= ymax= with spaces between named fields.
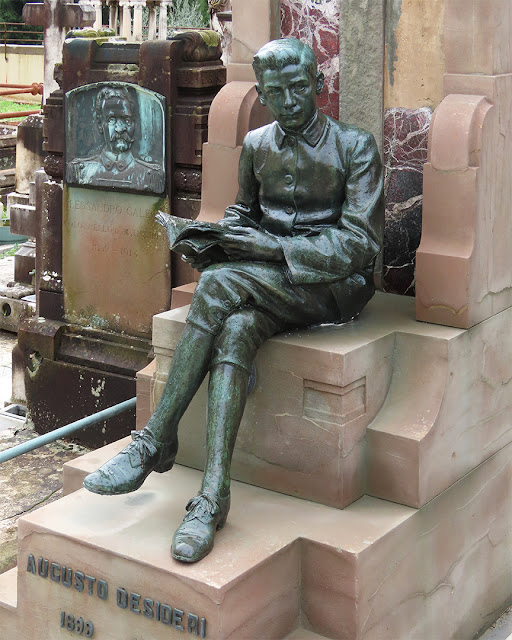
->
xmin=257 ymin=63 xmax=324 ymax=132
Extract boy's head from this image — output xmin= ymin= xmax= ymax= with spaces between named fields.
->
xmin=253 ymin=38 xmax=318 ymax=85
xmin=253 ymin=38 xmax=324 ymax=132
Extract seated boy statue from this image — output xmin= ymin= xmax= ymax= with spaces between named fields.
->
xmin=83 ymin=37 xmax=384 ymax=563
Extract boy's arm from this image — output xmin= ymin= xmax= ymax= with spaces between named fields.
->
xmin=216 ymin=130 xmax=285 ymax=263
xmin=219 ymin=130 xmax=263 ymax=228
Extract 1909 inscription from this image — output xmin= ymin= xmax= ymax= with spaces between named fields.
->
xmin=27 ymin=554 xmax=207 ymax=637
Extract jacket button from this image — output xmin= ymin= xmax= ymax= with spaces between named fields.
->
xmin=285 ymin=175 xmax=293 ymax=185
xmin=286 ymin=207 xmax=294 ymax=214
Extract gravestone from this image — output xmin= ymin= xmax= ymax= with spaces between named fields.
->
xmin=14 ymin=30 xmax=226 ymax=446
xmin=63 ymin=82 xmax=168 ymax=336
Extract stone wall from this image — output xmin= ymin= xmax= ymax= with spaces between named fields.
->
xmin=0 ymin=46 xmax=44 ymax=102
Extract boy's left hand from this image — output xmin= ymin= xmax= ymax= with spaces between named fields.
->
xmin=220 ymin=228 xmax=284 ymax=262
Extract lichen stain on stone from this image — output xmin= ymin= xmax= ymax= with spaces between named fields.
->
xmin=91 ymin=378 xmax=106 ymax=398
xmin=27 ymin=352 xmax=42 ymax=379
xmin=385 ymin=0 xmax=402 ymax=87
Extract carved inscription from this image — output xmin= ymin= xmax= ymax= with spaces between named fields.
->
xmin=27 ymin=554 xmax=207 ymax=637
xmin=60 ymin=612 xmax=94 ymax=637
xmin=63 ymin=187 xmax=170 ymax=336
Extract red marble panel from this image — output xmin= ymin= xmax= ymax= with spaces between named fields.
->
xmin=383 ymin=107 xmax=432 ymax=296
xmin=280 ymin=0 xmax=340 ymax=119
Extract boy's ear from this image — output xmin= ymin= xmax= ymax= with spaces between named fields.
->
xmin=316 ymin=72 xmax=325 ymax=95
xmin=256 ymin=84 xmax=267 ymax=106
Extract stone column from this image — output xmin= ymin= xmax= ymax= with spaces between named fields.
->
xmin=119 ymin=0 xmax=132 ymax=38
xmin=339 ymin=0 xmax=385 ymax=154
xmin=147 ymin=0 xmax=157 ymax=40
xmin=23 ymin=0 xmax=95 ymax=102
xmin=158 ymin=0 xmax=171 ymax=39
xmin=132 ymin=0 xmax=145 ymax=40
xmin=108 ymin=0 xmax=119 ymax=33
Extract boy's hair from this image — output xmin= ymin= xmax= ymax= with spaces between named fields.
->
xmin=253 ymin=38 xmax=317 ymax=85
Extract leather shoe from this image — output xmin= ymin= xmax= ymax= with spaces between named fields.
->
xmin=171 ymin=491 xmax=230 ymax=563
xmin=83 ymin=429 xmax=176 ymax=495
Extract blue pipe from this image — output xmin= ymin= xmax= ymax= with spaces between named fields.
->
xmin=0 ymin=397 xmax=136 ymax=464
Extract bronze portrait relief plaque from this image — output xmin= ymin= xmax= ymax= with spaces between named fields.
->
xmin=66 ymin=82 xmax=166 ymax=194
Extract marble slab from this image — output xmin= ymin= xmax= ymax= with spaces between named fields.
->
xmin=281 ymin=0 xmax=340 ymax=119
xmin=382 ymin=107 xmax=431 ymax=296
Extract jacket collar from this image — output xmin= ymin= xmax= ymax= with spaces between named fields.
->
xmin=100 ymin=148 xmax=134 ymax=171
xmin=274 ymin=111 xmax=326 ymax=149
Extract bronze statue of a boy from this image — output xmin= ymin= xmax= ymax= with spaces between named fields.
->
xmin=84 ymin=37 xmax=383 ymax=563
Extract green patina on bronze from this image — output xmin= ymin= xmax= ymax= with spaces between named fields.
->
xmin=67 ymin=83 xmax=166 ymax=194
xmin=84 ymin=37 xmax=384 ymax=564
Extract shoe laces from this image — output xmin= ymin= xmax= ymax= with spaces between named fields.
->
xmin=127 ymin=430 xmax=159 ymax=467
xmin=184 ymin=492 xmax=221 ymax=525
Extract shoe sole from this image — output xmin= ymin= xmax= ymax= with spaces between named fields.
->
xmin=82 ymin=475 xmax=147 ymax=496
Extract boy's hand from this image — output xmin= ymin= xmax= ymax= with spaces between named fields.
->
xmin=220 ymin=228 xmax=284 ymax=262
xmin=182 ymin=255 xmax=214 ymax=271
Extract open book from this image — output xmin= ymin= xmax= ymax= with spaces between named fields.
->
xmin=155 ymin=210 xmax=258 ymax=263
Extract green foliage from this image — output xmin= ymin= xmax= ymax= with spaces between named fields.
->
xmin=0 ymin=99 xmax=31 ymax=112
xmin=168 ymin=0 xmax=209 ymax=29
xmin=0 ymin=243 xmax=20 ymax=258
xmin=0 ymin=0 xmax=43 ymax=43
xmin=0 ymin=0 xmax=25 ymax=23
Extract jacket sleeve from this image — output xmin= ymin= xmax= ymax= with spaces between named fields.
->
xmin=218 ymin=131 xmax=263 ymax=228
xmin=278 ymin=131 xmax=383 ymax=284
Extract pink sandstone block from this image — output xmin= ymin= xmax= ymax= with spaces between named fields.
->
xmin=5 ymin=444 xmax=512 ymax=639
xmin=145 ymin=293 xmax=512 ymax=510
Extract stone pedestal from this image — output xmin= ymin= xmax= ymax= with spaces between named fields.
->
xmin=3 ymin=293 xmax=509 ymax=638
xmin=2 ymin=293 xmax=512 ymax=638
xmin=140 ymin=293 xmax=512 ymax=512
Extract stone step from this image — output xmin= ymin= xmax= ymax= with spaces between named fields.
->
xmin=283 ymin=629 xmax=329 ymax=639
xmin=2 ymin=441 xmax=512 ymax=638
xmin=0 ymin=567 xmax=18 ymax=639
xmin=13 ymin=463 xmax=416 ymax=640
xmin=0 ymin=566 xmax=17 ymax=610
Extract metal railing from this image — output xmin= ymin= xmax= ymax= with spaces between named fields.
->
xmin=0 ymin=84 xmax=43 ymax=122
xmin=0 ymin=22 xmax=43 ymax=47
xmin=0 ymin=397 xmax=136 ymax=463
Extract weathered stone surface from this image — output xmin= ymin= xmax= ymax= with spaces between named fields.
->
xmin=338 ymin=0 xmax=384 ymax=149
xmin=143 ymin=292 xmax=512 ymax=511
xmin=385 ymin=0 xmax=445 ymax=110
xmin=0 ymin=423 xmax=89 ymax=574
xmin=3 ymin=439 xmax=509 ymax=640
xmin=63 ymin=188 xmax=170 ymax=337
xmin=14 ymin=115 xmax=44 ymax=195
